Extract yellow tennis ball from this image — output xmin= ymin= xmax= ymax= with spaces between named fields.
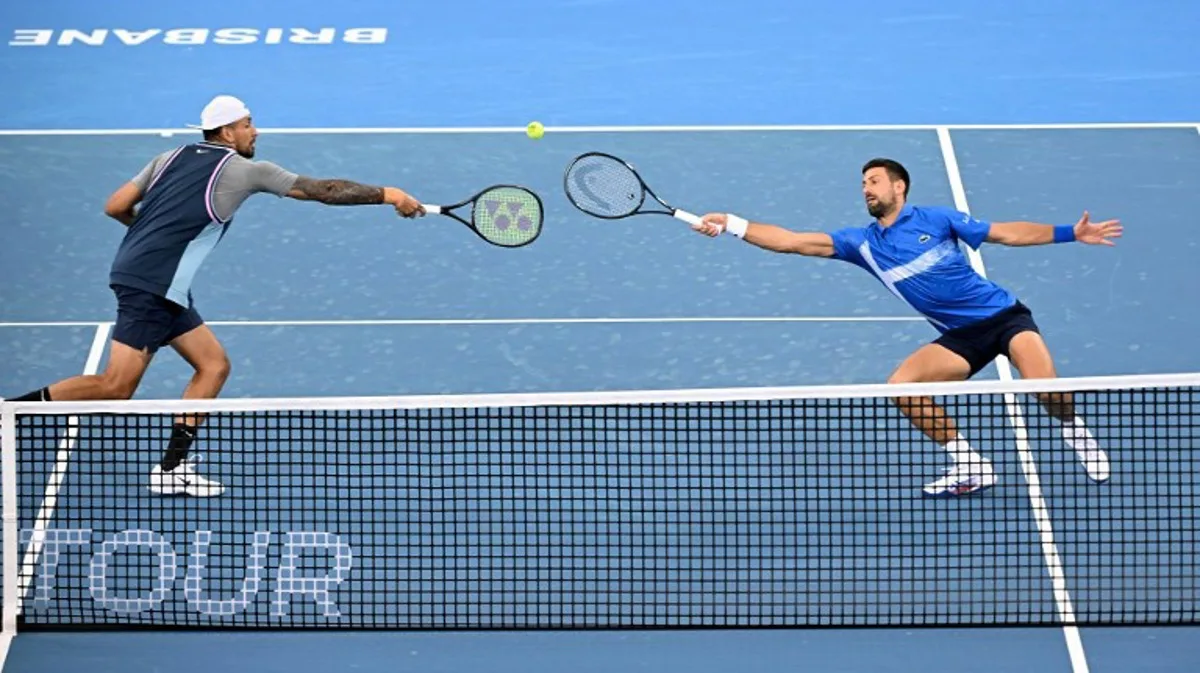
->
xmin=526 ymin=121 xmax=544 ymax=139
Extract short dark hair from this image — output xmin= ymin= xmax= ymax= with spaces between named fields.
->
xmin=862 ymin=158 xmax=910 ymax=197
xmin=202 ymin=126 xmax=224 ymax=141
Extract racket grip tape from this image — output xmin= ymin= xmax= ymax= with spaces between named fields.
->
xmin=422 ymin=204 xmax=442 ymax=215
xmin=673 ymin=210 xmax=702 ymax=226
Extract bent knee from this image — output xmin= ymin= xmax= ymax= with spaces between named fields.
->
xmin=101 ymin=374 xmax=139 ymax=400
xmin=887 ymin=371 xmax=917 ymax=411
xmin=201 ymin=352 xmax=232 ymax=381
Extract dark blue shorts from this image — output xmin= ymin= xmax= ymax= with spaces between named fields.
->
xmin=934 ymin=301 xmax=1041 ymax=378
xmin=110 ymin=284 xmax=204 ymax=354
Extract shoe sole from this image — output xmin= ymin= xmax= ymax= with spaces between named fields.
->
xmin=1084 ymin=459 xmax=1111 ymax=483
xmin=922 ymin=476 xmax=997 ymax=498
xmin=148 ymin=484 xmax=225 ymax=497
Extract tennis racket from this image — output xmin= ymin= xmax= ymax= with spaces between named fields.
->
xmin=421 ymin=185 xmax=544 ymax=248
xmin=563 ymin=152 xmax=703 ymax=226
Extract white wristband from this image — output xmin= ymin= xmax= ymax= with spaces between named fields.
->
xmin=724 ymin=214 xmax=749 ymax=238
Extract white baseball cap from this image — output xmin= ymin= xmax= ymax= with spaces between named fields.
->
xmin=187 ymin=95 xmax=251 ymax=130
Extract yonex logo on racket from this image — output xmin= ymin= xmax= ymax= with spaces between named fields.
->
xmin=481 ymin=198 xmax=535 ymax=232
xmin=422 ymin=184 xmax=543 ymax=248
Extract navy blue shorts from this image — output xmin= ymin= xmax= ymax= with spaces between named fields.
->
xmin=934 ymin=301 xmax=1041 ymax=378
xmin=110 ymin=285 xmax=204 ymax=354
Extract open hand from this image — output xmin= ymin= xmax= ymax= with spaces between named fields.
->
xmin=1074 ymin=211 xmax=1122 ymax=246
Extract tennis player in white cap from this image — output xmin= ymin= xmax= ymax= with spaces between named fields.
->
xmin=7 ymin=94 xmax=426 ymax=497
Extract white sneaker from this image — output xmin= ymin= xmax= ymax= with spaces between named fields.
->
xmin=149 ymin=457 xmax=225 ymax=497
xmin=1071 ymin=443 xmax=1111 ymax=483
xmin=1063 ymin=422 xmax=1110 ymax=483
xmin=922 ymin=460 xmax=997 ymax=498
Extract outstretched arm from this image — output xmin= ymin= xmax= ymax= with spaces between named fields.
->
xmin=287 ymin=177 xmax=383 ymax=205
xmin=692 ymin=213 xmax=836 ymax=257
xmin=986 ymin=211 xmax=1122 ymax=247
xmin=287 ymin=177 xmax=424 ymax=217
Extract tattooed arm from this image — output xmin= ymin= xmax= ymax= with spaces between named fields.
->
xmin=239 ymin=159 xmax=424 ymax=217
xmin=287 ymin=177 xmax=424 ymax=216
xmin=287 ymin=177 xmax=383 ymax=204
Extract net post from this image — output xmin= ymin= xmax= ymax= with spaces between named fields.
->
xmin=1 ymin=402 xmax=18 ymax=636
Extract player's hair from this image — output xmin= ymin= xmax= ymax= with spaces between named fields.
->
xmin=862 ymin=158 xmax=910 ymax=197
xmin=202 ymin=126 xmax=225 ymax=141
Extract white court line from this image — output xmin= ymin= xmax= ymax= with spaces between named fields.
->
xmin=0 ymin=316 xmax=926 ymax=329
xmin=14 ymin=323 xmax=111 ymax=617
xmin=937 ymin=127 xmax=1089 ymax=673
xmin=0 ymin=122 xmax=1196 ymax=137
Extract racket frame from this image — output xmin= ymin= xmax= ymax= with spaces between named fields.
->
xmin=423 ymin=184 xmax=544 ymax=248
xmin=563 ymin=152 xmax=701 ymax=226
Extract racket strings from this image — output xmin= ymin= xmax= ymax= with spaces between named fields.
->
xmin=473 ymin=187 xmax=543 ymax=246
xmin=564 ymin=155 xmax=643 ymax=218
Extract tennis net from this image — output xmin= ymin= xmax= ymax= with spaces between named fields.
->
xmin=1 ymin=372 xmax=1197 ymax=630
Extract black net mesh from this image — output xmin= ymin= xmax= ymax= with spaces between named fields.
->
xmin=4 ymin=379 xmax=1197 ymax=630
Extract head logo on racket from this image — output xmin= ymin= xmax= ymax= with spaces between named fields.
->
xmin=568 ymin=159 xmax=640 ymax=216
xmin=563 ymin=152 xmax=702 ymax=226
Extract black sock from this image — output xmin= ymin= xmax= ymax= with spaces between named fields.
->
xmin=160 ymin=423 xmax=197 ymax=472
xmin=10 ymin=387 xmax=52 ymax=402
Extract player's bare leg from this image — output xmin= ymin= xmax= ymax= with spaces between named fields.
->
xmin=889 ymin=344 xmax=996 ymax=497
xmin=9 ymin=341 xmax=151 ymax=402
xmin=1007 ymin=331 xmax=1109 ymax=482
xmin=147 ymin=325 xmax=230 ymax=497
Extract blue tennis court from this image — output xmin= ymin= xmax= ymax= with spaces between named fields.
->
xmin=2 ymin=0 xmax=1199 ymax=671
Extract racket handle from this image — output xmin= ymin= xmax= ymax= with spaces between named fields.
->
xmin=673 ymin=210 xmax=702 ymax=226
xmin=422 ymin=204 xmax=442 ymax=215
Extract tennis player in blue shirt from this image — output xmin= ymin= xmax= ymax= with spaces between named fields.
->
xmin=692 ymin=158 xmax=1122 ymax=497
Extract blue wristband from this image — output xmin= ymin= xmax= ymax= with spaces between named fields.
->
xmin=1053 ymin=225 xmax=1076 ymax=243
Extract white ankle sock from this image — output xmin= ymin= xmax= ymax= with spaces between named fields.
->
xmin=944 ymin=435 xmax=986 ymax=466
xmin=1063 ymin=417 xmax=1097 ymax=450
